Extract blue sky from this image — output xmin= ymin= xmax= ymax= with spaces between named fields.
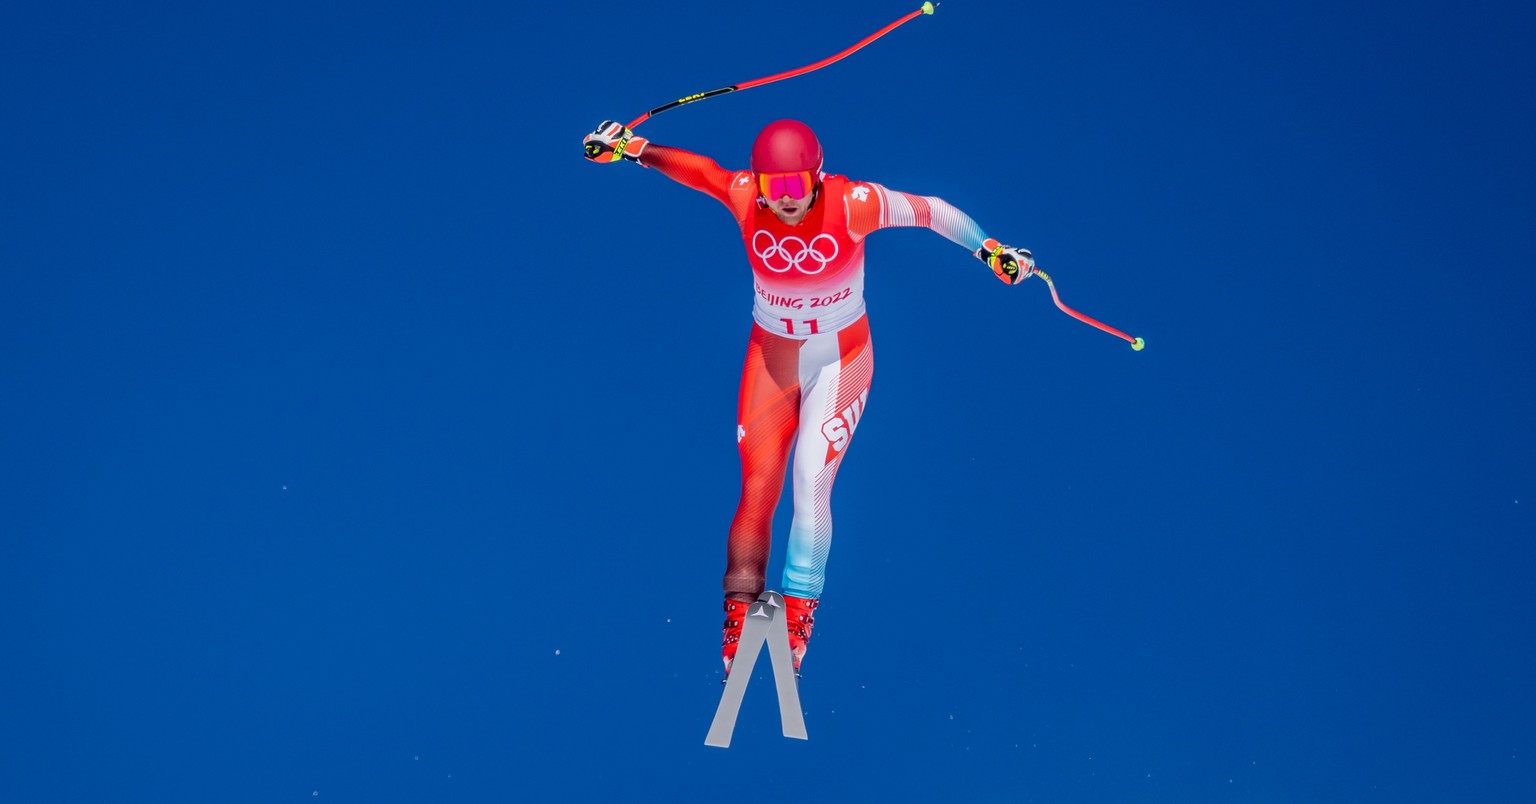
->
xmin=3 ymin=0 xmax=1534 ymax=801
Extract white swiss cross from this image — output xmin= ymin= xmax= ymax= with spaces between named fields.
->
xmin=851 ymin=185 xmax=871 ymax=202
xmin=737 ymin=175 xmax=752 ymax=186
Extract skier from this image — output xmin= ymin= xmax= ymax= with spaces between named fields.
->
xmin=583 ymin=119 xmax=1036 ymax=677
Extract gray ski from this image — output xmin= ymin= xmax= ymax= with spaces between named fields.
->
xmin=763 ymin=591 xmax=807 ymax=740
xmin=704 ymin=590 xmax=807 ymax=747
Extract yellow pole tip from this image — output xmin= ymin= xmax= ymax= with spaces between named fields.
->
xmin=1132 ymin=337 xmax=1145 ymax=351
xmin=921 ymin=2 xmax=936 ymax=14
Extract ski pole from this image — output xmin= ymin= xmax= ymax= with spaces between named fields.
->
xmin=622 ymin=3 xmax=937 ymax=130
xmin=1034 ymin=269 xmax=1145 ymax=351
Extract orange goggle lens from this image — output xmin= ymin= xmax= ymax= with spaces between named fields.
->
xmin=757 ymin=171 xmax=816 ymax=201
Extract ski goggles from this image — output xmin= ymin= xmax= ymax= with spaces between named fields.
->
xmin=757 ymin=170 xmax=817 ymax=201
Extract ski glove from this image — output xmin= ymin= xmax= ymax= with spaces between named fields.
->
xmin=583 ymin=120 xmax=648 ymax=164
xmin=974 ymin=238 xmax=1036 ymax=284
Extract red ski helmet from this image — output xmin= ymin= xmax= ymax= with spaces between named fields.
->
xmin=751 ymin=120 xmax=823 ymax=174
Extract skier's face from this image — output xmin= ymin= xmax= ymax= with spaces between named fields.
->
xmin=757 ymin=170 xmax=816 ymax=225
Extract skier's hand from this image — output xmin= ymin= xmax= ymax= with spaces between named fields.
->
xmin=974 ymin=239 xmax=1036 ymax=284
xmin=583 ymin=120 xmax=648 ymax=164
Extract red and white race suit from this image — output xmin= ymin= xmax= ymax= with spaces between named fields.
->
xmin=639 ymin=144 xmax=999 ymax=601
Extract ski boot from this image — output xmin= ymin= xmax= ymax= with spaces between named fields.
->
xmin=784 ymin=595 xmax=818 ymax=676
xmin=721 ymin=598 xmax=750 ymax=678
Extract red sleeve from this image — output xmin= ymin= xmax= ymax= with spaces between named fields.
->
xmin=638 ymin=144 xmax=742 ymax=208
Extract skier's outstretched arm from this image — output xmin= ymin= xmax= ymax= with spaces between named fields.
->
xmin=583 ymin=120 xmax=738 ymax=207
xmin=849 ymin=183 xmax=1038 ymax=285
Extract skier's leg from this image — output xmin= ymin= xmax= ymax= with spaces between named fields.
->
xmin=776 ymin=317 xmax=871 ymax=671
xmin=723 ymin=325 xmax=802 ymax=602
xmin=781 ymin=316 xmax=873 ymax=600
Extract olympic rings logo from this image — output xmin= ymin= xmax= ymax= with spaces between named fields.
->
xmin=752 ymin=230 xmax=840 ymax=275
